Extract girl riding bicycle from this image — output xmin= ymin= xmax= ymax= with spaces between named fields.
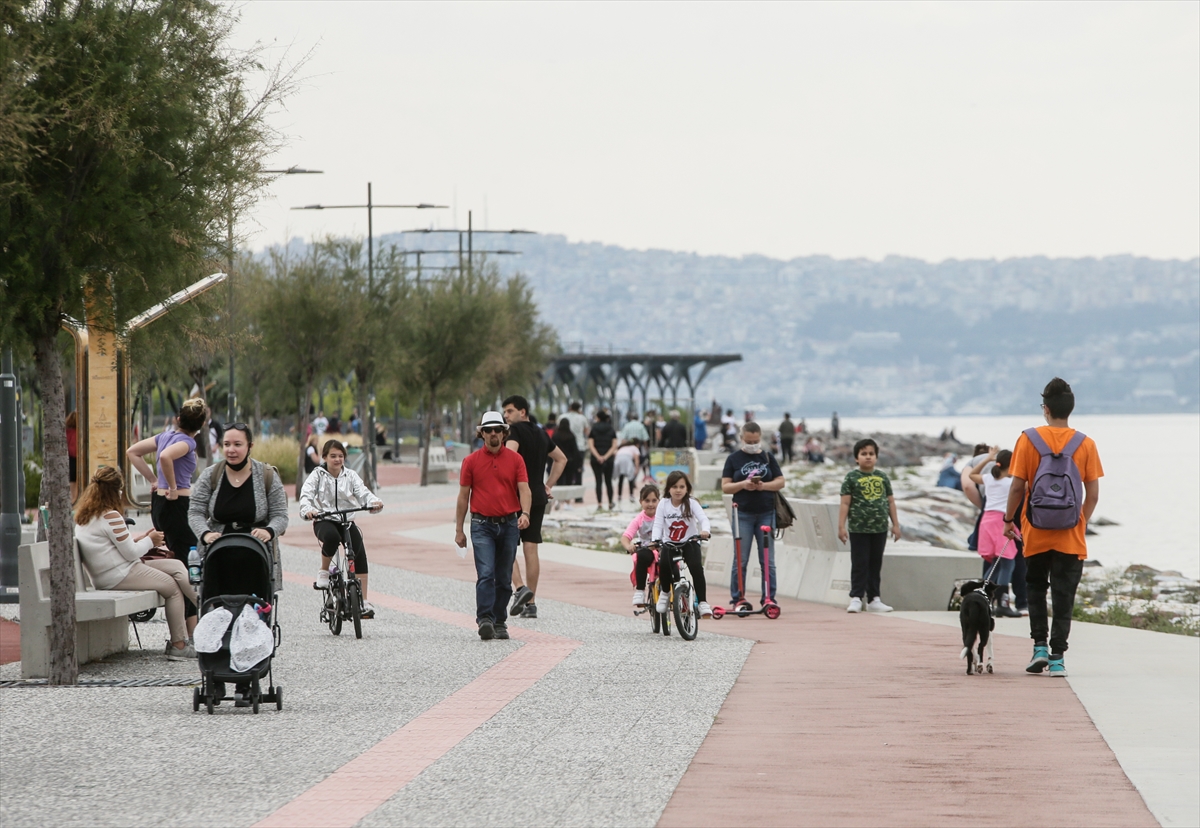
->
xmin=299 ymin=440 xmax=384 ymax=617
xmin=621 ymin=483 xmax=660 ymax=607
xmin=652 ymin=471 xmax=712 ymax=619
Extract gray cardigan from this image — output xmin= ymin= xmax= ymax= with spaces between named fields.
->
xmin=188 ymin=459 xmax=289 ymax=544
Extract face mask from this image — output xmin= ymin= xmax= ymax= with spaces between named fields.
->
xmin=226 ymin=457 xmax=249 ymax=471
xmin=741 ymin=442 xmax=763 ymax=454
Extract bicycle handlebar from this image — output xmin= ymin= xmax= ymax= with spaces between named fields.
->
xmin=655 ymin=535 xmax=707 ymax=548
xmin=308 ymin=506 xmax=374 ymax=521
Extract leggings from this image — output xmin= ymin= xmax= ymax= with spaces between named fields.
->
xmin=151 ymin=493 xmax=198 ymax=618
xmin=658 ymin=541 xmax=707 ymax=603
xmin=633 ymin=546 xmax=656 ymax=590
xmin=314 ymin=520 xmax=368 ymax=573
xmin=591 ymin=456 xmax=614 ymax=505
xmin=617 ymin=471 xmax=638 ymax=499
xmin=114 ymin=560 xmax=197 ymax=644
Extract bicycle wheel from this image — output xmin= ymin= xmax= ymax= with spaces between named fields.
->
xmin=347 ymin=579 xmax=363 ymax=640
xmin=328 ymin=575 xmax=343 ymax=636
xmin=650 ymin=585 xmax=661 ymax=633
xmin=674 ymin=581 xmax=697 ymax=641
xmin=661 ymin=586 xmax=672 ymax=637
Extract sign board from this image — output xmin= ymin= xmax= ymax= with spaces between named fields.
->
xmin=649 ymin=448 xmax=694 ymax=487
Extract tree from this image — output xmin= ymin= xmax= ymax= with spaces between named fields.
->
xmin=472 ymin=266 xmax=560 ymax=410
xmin=256 ymin=246 xmax=350 ymax=499
xmin=396 ymin=270 xmax=498 ymax=486
xmin=0 ymin=0 xmax=295 ymax=684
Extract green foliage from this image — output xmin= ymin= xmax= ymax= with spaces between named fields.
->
xmin=23 ymin=455 xmax=42 ymax=509
xmin=1074 ymin=601 xmax=1199 ymax=637
xmin=254 ymin=436 xmax=299 ymax=485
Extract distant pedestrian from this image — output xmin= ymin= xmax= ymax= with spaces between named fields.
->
xmin=831 ymin=411 xmax=840 ymax=439
xmin=1004 ymin=378 xmax=1103 ymax=677
xmin=503 ymin=395 xmax=567 ymax=621
xmin=804 ymin=435 xmax=825 ymax=464
xmin=659 ymin=410 xmax=687 ymax=448
xmin=620 ymin=410 xmax=650 ymax=444
xmin=968 ymin=447 xmax=1022 ymax=617
xmin=721 ymin=409 xmax=738 ymax=452
xmin=588 ymin=409 xmax=618 ymax=510
xmin=721 ymin=422 xmax=785 ymax=610
xmin=615 ymin=440 xmax=642 ymax=503
xmin=454 ymin=411 xmax=532 ymax=641
xmin=693 ymin=411 xmax=707 ymax=450
xmin=838 ymin=438 xmax=901 ymax=613
xmin=552 ymin=417 xmax=582 ymax=509
xmin=312 ymin=410 xmax=329 ymax=436
xmin=563 ymin=401 xmax=589 ymax=498
xmin=778 ymin=413 xmax=796 ymax=464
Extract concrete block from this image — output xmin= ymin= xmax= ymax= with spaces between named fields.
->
xmin=693 ymin=465 xmax=723 ymax=492
xmin=880 ymin=544 xmax=981 ymax=611
xmin=552 ymin=485 xmax=585 ymax=502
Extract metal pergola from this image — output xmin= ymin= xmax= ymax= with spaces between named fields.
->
xmin=533 ymin=352 xmax=742 ymax=415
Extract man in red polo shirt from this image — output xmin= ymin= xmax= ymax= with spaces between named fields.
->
xmin=455 ymin=411 xmax=532 ymax=640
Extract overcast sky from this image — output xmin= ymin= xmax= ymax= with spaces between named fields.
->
xmin=227 ymin=1 xmax=1200 ymax=262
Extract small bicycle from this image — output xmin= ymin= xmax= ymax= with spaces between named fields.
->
xmin=311 ymin=507 xmax=370 ymax=639
xmin=632 ymin=536 xmax=702 ymax=641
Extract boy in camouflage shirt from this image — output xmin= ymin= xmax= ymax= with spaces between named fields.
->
xmin=838 ymin=438 xmax=902 ymax=613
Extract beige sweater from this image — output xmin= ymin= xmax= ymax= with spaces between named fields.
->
xmin=75 ymin=513 xmax=153 ymax=589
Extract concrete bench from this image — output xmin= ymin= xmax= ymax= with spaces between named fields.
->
xmin=693 ymin=464 xmax=724 ymax=492
xmin=703 ymin=496 xmax=979 ymax=611
xmin=420 ymin=446 xmax=451 ymax=484
xmin=18 ymin=541 xmax=161 ymax=678
xmin=550 ymin=484 xmax=585 ymax=503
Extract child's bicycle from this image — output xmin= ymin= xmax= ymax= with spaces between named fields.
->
xmin=632 ymin=536 xmax=702 ymax=641
xmin=311 ymin=507 xmax=370 ymax=639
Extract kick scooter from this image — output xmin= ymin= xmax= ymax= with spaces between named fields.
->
xmin=712 ymin=504 xmax=782 ymax=620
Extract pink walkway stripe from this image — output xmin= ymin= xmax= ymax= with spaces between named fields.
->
xmin=253 ymin=571 xmax=580 ymax=828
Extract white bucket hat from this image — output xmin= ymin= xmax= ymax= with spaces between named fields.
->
xmin=477 ymin=410 xmax=509 ymax=432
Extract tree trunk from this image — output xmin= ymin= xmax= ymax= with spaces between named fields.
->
xmin=33 ymin=331 xmax=77 ymax=685
xmin=420 ymin=385 xmax=437 ymax=487
xmin=295 ymin=379 xmax=313 ymax=501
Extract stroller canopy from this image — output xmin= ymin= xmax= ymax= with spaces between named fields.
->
xmin=203 ymin=534 xmax=275 ymax=601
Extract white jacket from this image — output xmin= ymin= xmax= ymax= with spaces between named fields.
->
xmin=298 ymin=466 xmax=382 ymax=519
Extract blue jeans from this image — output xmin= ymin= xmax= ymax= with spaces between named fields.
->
xmin=982 ymin=555 xmax=1016 ymax=587
xmin=471 ymin=517 xmax=519 ymax=625
xmin=732 ymin=510 xmax=777 ymax=602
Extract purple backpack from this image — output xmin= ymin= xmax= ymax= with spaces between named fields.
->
xmin=1023 ymin=428 xmax=1086 ymax=531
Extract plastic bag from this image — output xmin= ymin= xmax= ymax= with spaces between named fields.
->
xmin=193 ymin=607 xmax=233 ymax=653
xmin=229 ymin=604 xmax=273 ymax=672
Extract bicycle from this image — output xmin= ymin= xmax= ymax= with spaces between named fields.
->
xmin=310 ymin=507 xmax=371 ymax=639
xmin=632 ymin=536 xmax=703 ymax=641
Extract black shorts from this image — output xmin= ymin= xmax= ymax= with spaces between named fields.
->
xmin=520 ymin=502 xmax=545 ymax=544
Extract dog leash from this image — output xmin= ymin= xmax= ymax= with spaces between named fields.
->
xmin=979 ymin=539 xmax=1012 ymax=590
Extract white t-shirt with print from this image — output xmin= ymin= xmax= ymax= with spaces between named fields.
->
xmin=652 ymin=496 xmax=711 ymax=543
xmin=982 ymin=474 xmax=1014 ymax=513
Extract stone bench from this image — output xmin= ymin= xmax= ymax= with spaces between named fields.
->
xmin=420 ymin=446 xmax=451 ymax=484
xmin=702 ymin=496 xmax=980 ymax=611
xmin=550 ymin=484 xmax=585 ymax=503
xmin=18 ymin=541 xmax=162 ymax=679
xmin=693 ymin=464 xmax=724 ymax=492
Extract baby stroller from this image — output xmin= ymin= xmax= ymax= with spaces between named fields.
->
xmin=192 ymin=534 xmax=283 ymax=714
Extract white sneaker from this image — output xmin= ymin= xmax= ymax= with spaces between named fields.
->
xmin=315 ymin=570 xmax=330 ymax=589
xmin=632 ymin=590 xmax=646 ymax=607
xmin=699 ymin=601 xmax=713 ymax=618
xmin=656 ymin=591 xmax=670 ymax=613
xmin=866 ymin=597 xmax=893 ymax=613
xmin=847 ymin=597 xmax=863 ymax=613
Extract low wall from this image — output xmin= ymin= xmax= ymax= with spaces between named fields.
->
xmin=702 ymin=497 xmax=979 ymax=611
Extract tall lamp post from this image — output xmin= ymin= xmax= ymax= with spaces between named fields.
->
xmin=227 ymin=166 xmax=324 ymax=425
xmin=401 ymin=210 xmax=534 ymax=277
xmin=292 ymin=185 xmax=447 ymax=486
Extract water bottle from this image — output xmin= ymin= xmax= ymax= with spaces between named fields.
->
xmin=187 ymin=547 xmax=201 ymax=585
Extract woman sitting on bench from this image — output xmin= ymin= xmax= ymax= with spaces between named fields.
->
xmin=75 ymin=467 xmax=198 ymax=660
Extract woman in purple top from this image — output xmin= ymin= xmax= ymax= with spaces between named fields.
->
xmin=127 ymin=398 xmax=207 ymax=563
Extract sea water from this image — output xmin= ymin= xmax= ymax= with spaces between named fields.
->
xmin=827 ymin=414 xmax=1200 ymax=579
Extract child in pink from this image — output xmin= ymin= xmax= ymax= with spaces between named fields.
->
xmin=621 ymin=483 xmax=660 ymax=607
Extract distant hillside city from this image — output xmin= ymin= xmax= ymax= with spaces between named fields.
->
xmin=281 ymin=233 xmax=1200 ymax=416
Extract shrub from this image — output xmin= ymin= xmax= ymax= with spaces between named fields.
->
xmin=23 ymin=456 xmax=42 ymax=509
xmin=254 ymin=436 xmax=299 ymax=485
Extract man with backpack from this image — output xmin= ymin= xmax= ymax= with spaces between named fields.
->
xmin=1005 ymin=378 xmax=1103 ymax=678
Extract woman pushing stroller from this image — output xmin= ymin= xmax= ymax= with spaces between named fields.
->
xmin=299 ymin=439 xmax=384 ymax=618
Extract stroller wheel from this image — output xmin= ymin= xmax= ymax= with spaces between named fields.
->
xmin=192 ymin=687 xmax=200 ymax=712
xmin=252 ymin=695 xmax=260 ymax=714
xmin=275 ymin=684 xmax=283 ymax=711
xmin=206 ymin=696 xmax=214 ymax=715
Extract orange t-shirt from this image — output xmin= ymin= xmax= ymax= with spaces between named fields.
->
xmin=1010 ymin=426 xmax=1103 ymax=559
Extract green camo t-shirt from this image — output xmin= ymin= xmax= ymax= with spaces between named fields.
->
xmin=840 ymin=469 xmax=894 ymax=534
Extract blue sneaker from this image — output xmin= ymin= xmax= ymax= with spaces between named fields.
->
xmin=1026 ymin=644 xmax=1049 ymax=673
xmin=1048 ymin=655 xmax=1068 ymax=677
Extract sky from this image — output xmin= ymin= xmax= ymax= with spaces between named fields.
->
xmin=226 ymin=1 xmax=1200 ymax=262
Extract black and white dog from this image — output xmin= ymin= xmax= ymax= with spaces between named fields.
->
xmin=959 ymin=580 xmax=996 ymax=675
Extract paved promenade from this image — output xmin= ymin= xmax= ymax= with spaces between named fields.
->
xmin=1 ymin=476 xmax=1196 ymax=827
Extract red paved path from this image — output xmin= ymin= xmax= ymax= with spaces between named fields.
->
xmin=0 ymin=618 xmax=19 ymax=665
xmin=310 ymin=491 xmax=1156 ymax=828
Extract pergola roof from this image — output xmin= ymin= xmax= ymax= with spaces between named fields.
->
xmin=535 ymin=353 xmax=742 ymax=411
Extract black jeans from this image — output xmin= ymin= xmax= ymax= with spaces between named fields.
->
xmin=658 ymin=541 xmax=706 ymax=603
xmin=1025 ymin=550 xmax=1083 ymax=654
xmin=314 ymin=520 xmax=368 ymax=574
xmin=849 ymin=532 xmax=887 ymax=600
xmin=780 ymin=437 xmax=794 ymax=464
xmin=590 ymin=456 xmax=614 ymax=505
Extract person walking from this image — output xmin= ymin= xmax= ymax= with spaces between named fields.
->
xmin=552 ymin=417 xmax=582 ymax=509
xmin=1005 ymin=378 xmax=1102 ymax=677
xmin=620 ymin=410 xmax=650 ymax=444
xmin=778 ymin=413 xmax=796 ymax=464
xmin=721 ymin=422 xmax=786 ymax=609
xmin=659 ymin=410 xmax=688 ymax=448
xmin=837 ymin=438 xmax=901 ymax=613
xmin=503 ymin=396 xmax=566 ymax=621
xmin=831 ymin=411 xmax=840 ymax=440
xmin=455 ymin=411 xmax=532 ymax=641
xmin=563 ymin=401 xmax=589 ymax=500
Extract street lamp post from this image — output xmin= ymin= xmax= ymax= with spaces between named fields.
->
xmin=401 ymin=211 xmax=534 ymax=278
xmin=292 ymin=186 xmax=447 ymax=486
xmin=227 ymin=166 xmax=324 ymax=425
